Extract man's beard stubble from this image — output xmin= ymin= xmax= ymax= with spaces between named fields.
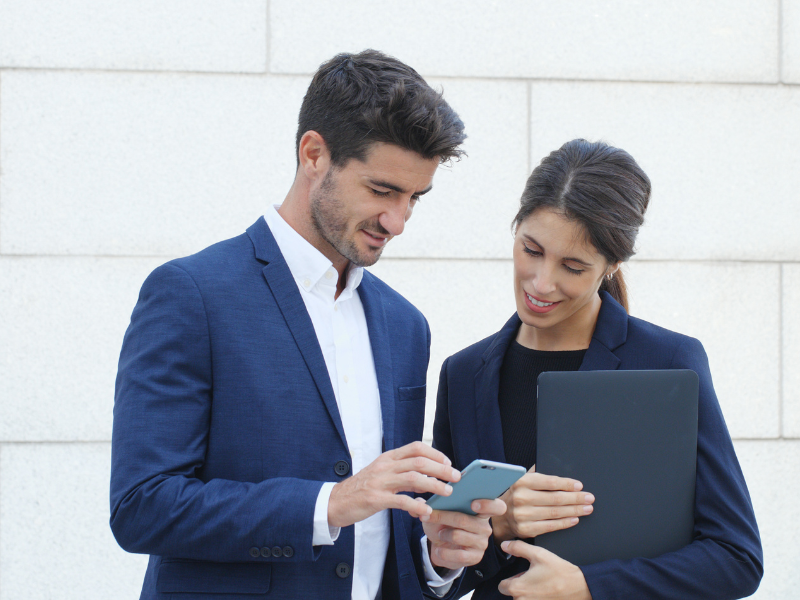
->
xmin=309 ymin=170 xmax=390 ymax=268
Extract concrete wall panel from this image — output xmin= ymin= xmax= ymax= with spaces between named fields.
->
xmin=271 ymin=0 xmax=778 ymax=83
xmin=0 ymin=0 xmax=267 ymax=73
xmin=735 ymin=440 xmax=800 ymax=599
xmin=0 ymin=443 xmax=148 ymax=600
xmin=783 ymin=0 xmax=800 ymax=82
xmin=626 ymin=261 xmax=780 ymax=439
xmin=0 ymin=71 xmax=307 ymax=256
xmin=0 ymin=257 xmax=163 ymax=441
xmin=528 ymin=81 xmax=800 ymax=262
xmin=784 ymin=264 xmax=800 ymax=437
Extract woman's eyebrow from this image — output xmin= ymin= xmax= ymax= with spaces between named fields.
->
xmin=522 ymin=233 xmax=593 ymax=266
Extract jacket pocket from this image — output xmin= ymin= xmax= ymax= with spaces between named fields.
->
xmin=156 ymin=559 xmax=271 ymax=594
xmin=397 ymin=384 xmax=426 ymax=402
xmin=395 ymin=385 xmax=427 ymax=444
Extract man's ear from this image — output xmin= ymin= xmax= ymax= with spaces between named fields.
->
xmin=298 ymin=130 xmax=331 ymax=182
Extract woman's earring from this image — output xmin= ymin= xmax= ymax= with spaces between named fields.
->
xmin=606 ymin=272 xmax=614 ymax=281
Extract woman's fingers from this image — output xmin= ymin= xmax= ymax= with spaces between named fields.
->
xmin=517 ymin=515 xmax=581 ymax=538
xmin=517 ymin=472 xmax=584 ymax=493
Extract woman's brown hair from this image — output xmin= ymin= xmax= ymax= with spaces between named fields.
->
xmin=513 ymin=139 xmax=651 ymax=312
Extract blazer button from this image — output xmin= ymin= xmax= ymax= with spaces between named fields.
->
xmin=475 ymin=569 xmax=484 ymax=578
xmin=249 ymin=547 xmax=260 ymax=558
xmin=283 ymin=546 xmax=294 ymax=558
xmin=336 ymin=562 xmax=351 ymax=578
xmin=334 ymin=460 xmax=350 ymax=477
xmin=260 ymin=547 xmax=270 ymax=558
xmin=272 ymin=546 xmax=283 ymax=558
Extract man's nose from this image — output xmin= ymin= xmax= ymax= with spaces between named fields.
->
xmin=379 ymin=199 xmax=410 ymax=237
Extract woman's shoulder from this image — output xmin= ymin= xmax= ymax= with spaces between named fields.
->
xmin=623 ymin=313 xmax=707 ymax=366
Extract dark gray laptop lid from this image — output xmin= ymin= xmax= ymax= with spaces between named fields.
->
xmin=535 ymin=369 xmax=698 ymax=566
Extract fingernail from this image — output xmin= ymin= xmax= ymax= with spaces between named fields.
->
xmin=583 ymin=505 xmax=593 ymax=514
xmin=444 ymin=484 xmax=453 ymax=495
xmin=452 ymin=469 xmax=461 ymax=481
xmin=570 ymin=517 xmax=579 ymax=525
xmin=584 ymin=494 xmax=595 ymax=503
xmin=472 ymin=500 xmax=481 ymax=512
xmin=501 ymin=541 xmax=510 ymax=551
xmin=573 ymin=482 xmax=583 ymax=491
xmin=444 ymin=457 xmax=452 ymax=466
xmin=420 ymin=514 xmax=429 ymax=522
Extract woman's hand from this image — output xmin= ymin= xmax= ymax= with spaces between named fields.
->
xmin=492 ymin=466 xmax=594 ymax=544
xmin=497 ymin=540 xmax=592 ymax=599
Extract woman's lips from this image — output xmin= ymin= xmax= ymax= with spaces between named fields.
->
xmin=524 ymin=291 xmax=560 ymax=313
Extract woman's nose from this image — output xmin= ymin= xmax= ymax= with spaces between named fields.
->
xmin=532 ymin=269 xmax=557 ymax=295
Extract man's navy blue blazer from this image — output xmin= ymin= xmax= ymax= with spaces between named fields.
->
xmin=433 ymin=292 xmax=763 ymax=600
xmin=111 ymin=217 xmax=440 ymax=600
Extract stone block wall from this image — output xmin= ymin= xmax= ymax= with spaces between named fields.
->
xmin=0 ymin=1 xmax=795 ymax=597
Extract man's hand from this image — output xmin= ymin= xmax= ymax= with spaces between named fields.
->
xmin=422 ymin=498 xmax=507 ymax=570
xmin=497 ymin=540 xmax=591 ymax=599
xmin=327 ymin=441 xmax=461 ymax=528
xmin=492 ymin=466 xmax=594 ymax=544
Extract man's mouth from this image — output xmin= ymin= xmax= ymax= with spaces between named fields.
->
xmin=361 ymin=229 xmax=389 ymax=246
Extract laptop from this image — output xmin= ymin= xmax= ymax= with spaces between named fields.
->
xmin=535 ymin=369 xmax=698 ymax=566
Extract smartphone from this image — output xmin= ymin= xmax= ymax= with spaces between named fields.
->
xmin=426 ymin=459 xmax=526 ymax=515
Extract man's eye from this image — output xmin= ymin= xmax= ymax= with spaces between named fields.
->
xmin=371 ymin=189 xmax=391 ymax=197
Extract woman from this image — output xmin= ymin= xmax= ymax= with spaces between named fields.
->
xmin=432 ymin=139 xmax=763 ymax=599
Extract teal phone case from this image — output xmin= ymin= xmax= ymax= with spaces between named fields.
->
xmin=426 ymin=459 xmax=526 ymax=515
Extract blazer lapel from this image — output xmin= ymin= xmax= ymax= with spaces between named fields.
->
xmin=473 ymin=314 xmax=520 ymax=462
xmin=357 ymin=274 xmax=396 ymax=451
xmin=579 ymin=291 xmax=628 ymax=371
xmin=247 ymin=218 xmax=348 ymax=449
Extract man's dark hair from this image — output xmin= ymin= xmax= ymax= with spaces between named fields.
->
xmin=296 ymin=49 xmax=466 ymax=167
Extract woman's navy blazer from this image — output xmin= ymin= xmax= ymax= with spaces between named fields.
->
xmin=433 ymin=291 xmax=763 ymax=600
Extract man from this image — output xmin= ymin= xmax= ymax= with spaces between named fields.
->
xmin=110 ymin=50 xmax=504 ymax=600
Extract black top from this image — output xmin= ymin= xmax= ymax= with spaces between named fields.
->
xmin=498 ymin=339 xmax=586 ymax=470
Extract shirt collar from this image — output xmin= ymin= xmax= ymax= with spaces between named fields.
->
xmin=264 ymin=204 xmax=363 ymax=300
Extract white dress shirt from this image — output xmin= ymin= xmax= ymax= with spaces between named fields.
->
xmin=264 ymin=207 xmax=459 ymax=599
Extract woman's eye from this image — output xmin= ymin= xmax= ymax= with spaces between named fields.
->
xmin=522 ymin=245 xmax=541 ymax=257
xmin=564 ymin=265 xmax=584 ymax=275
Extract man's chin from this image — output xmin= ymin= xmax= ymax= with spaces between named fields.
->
xmin=348 ymin=245 xmax=384 ymax=268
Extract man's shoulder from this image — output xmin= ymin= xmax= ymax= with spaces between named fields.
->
xmin=360 ymin=269 xmax=425 ymax=324
xmin=167 ymin=231 xmax=254 ymax=275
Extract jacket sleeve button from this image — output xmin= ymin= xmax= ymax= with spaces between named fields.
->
xmin=272 ymin=546 xmax=283 ymax=558
xmin=283 ymin=546 xmax=294 ymax=558
xmin=260 ymin=547 xmax=270 ymax=557
xmin=249 ymin=547 xmax=260 ymax=558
